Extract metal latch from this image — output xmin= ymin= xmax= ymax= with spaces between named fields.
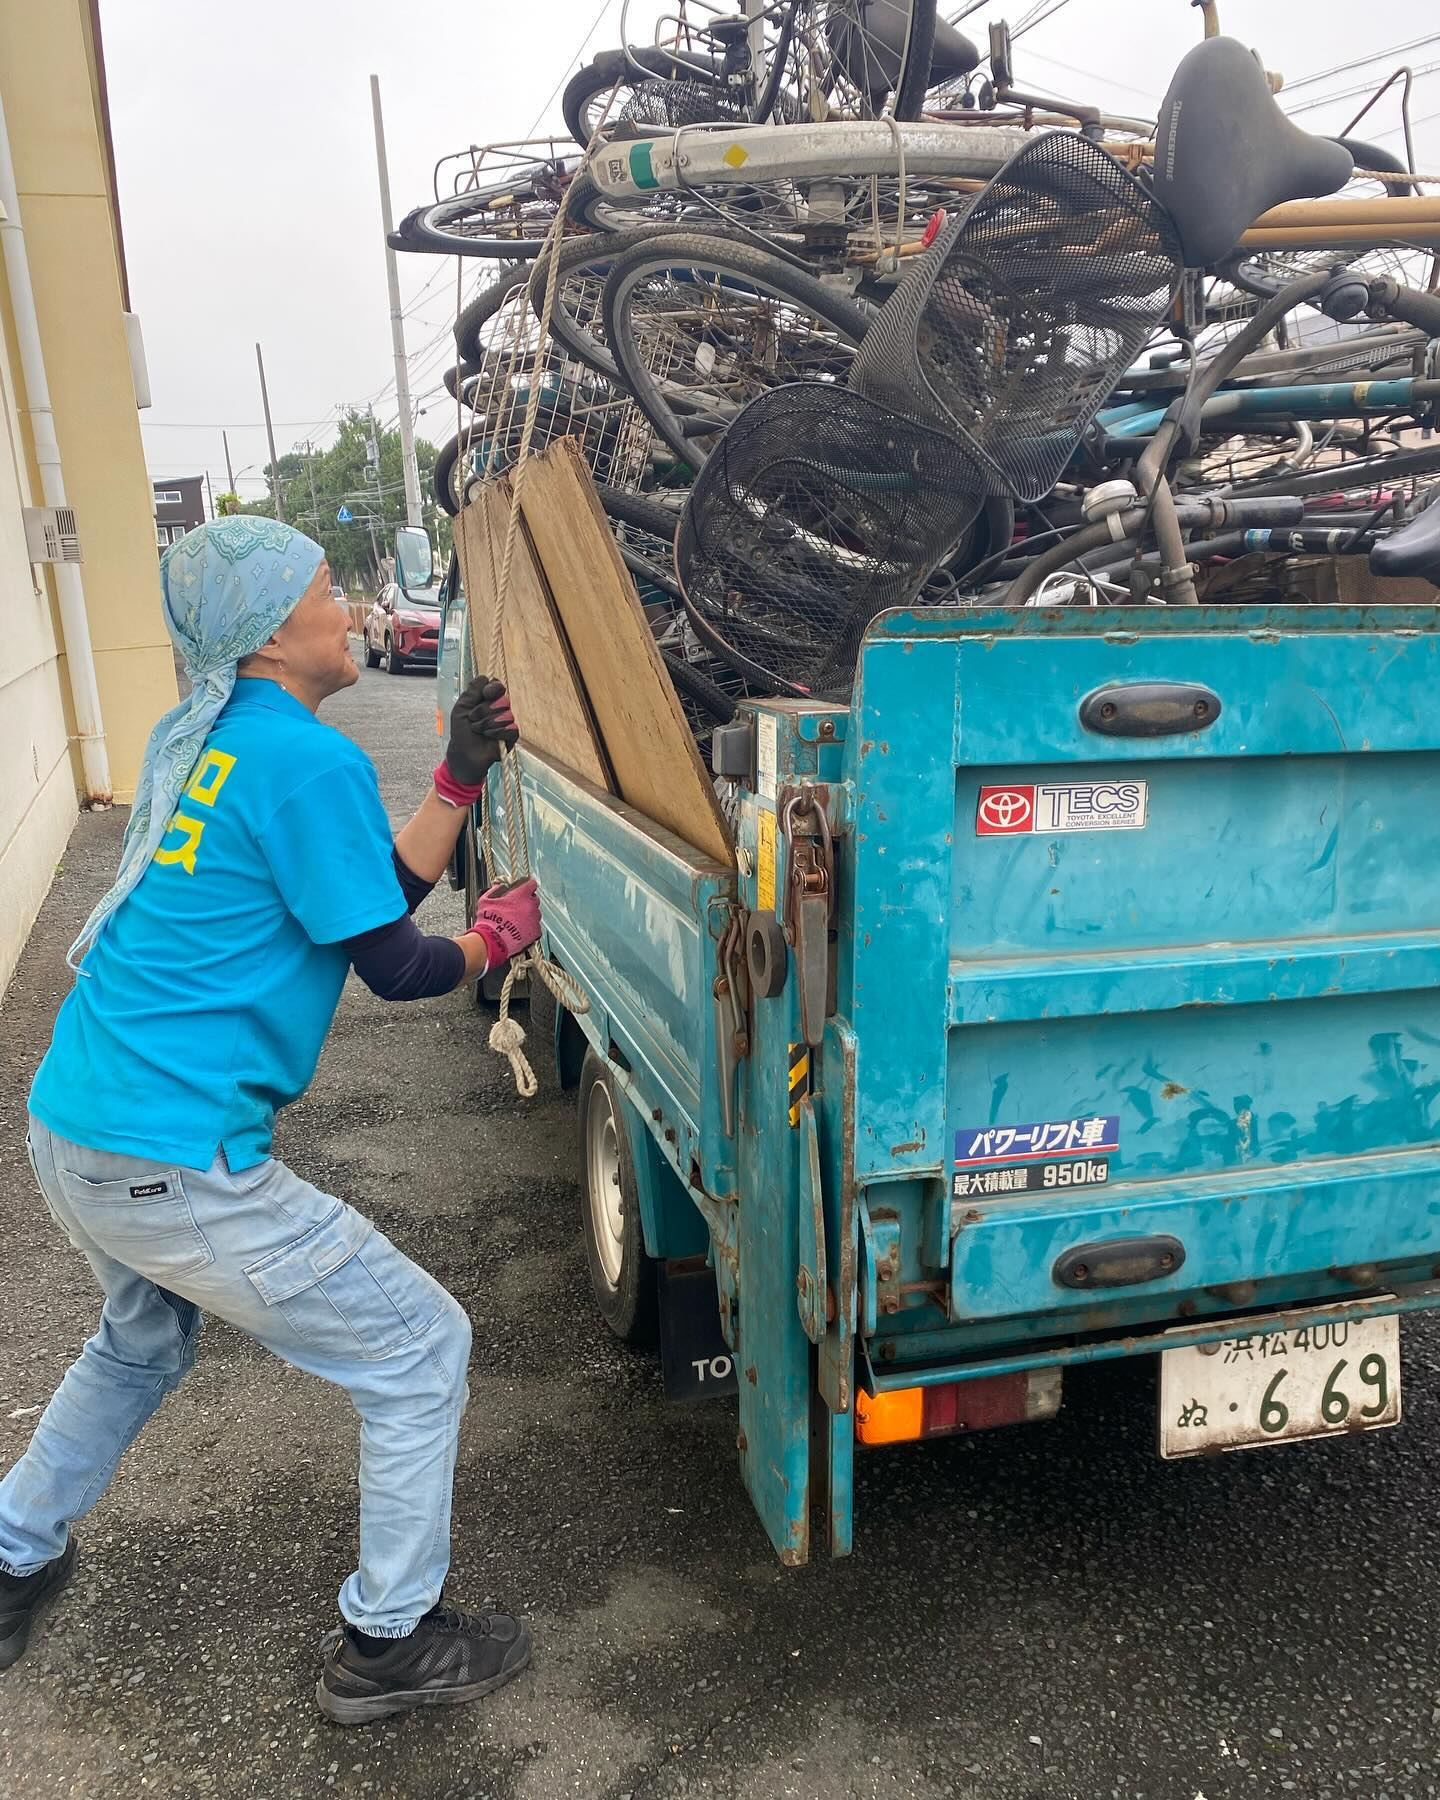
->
xmin=780 ymin=791 xmax=834 ymax=1049
xmin=796 ymin=1096 xmax=828 ymax=1346
xmin=711 ymin=910 xmax=749 ymax=1138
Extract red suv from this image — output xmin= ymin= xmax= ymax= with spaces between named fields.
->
xmin=362 ymin=582 xmax=441 ymax=675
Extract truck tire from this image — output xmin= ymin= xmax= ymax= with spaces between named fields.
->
xmin=578 ymin=1050 xmax=657 ymax=1345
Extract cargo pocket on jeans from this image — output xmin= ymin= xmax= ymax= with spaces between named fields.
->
xmin=54 ymin=1166 xmax=214 ymax=1279
xmin=242 ymin=1204 xmax=425 ymax=1361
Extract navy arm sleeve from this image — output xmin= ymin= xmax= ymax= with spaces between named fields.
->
xmin=392 ymin=847 xmax=436 ymax=915
xmin=343 ymin=912 xmax=467 ymax=1001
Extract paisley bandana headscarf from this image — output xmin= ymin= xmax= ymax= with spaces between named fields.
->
xmin=68 ymin=516 xmax=326 ymax=968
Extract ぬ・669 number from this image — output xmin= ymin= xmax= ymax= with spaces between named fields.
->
xmin=1260 ymin=1353 xmax=1391 ymax=1433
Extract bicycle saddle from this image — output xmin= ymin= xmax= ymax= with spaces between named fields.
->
xmin=1370 ymin=497 xmax=1440 ymax=585
xmin=930 ymin=15 xmax=982 ymax=85
xmin=1153 ymin=36 xmax=1353 ymax=268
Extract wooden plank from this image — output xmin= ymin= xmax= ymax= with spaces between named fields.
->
xmin=516 ymin=440 xmax=733 ymax=866
xmin=454 ymin=479 xmax=612 ymax=790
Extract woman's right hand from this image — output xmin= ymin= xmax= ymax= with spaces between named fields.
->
xmin=468 ymin=878 xmax=541 ymax=969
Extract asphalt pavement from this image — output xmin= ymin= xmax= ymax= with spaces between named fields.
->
xmin=3 ymin=654 xmax=1440 ymax=1799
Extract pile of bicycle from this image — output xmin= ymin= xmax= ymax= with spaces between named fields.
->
xmin=394 ymin=0 xmax=1440 ymax=741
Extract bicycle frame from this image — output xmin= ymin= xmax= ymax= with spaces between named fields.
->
xmin=585 ymin=124 xmax=1440 ymax=256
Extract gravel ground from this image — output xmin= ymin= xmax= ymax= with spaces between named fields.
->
xmin=3 ymin=655 xmax=1440 ymax=1799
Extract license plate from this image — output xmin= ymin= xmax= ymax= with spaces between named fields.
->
xmin=1159 ymin=1307 xmax=1401 ymax=1459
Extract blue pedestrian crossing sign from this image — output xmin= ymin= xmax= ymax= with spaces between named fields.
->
xmin=336 ymin=505 xmax=353 ymax=523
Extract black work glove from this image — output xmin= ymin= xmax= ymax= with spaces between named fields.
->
xmin=445 ymin=676 xmax=518 ymax=786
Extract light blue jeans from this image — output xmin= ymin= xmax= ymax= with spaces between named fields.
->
xmin=0 ymin=1116 xmax=472 ymax=1637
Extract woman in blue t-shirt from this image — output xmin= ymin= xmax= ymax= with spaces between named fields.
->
xmin=0 ymin=519 xmax=538 ymax=1724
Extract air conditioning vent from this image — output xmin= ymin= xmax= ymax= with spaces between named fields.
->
xmin=23 ymin=506 xmax=82 ymax=565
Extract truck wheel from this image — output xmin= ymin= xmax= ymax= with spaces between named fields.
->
xmin=578 ymin=1051 xmax=657 ymax=1345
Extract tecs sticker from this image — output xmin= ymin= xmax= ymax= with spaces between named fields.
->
xmin=976 ymin=781 xmax=1148 ymax=836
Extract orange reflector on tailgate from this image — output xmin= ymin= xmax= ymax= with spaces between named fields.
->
xmin=857 ymin=1369 xmax=1062 ymax=1447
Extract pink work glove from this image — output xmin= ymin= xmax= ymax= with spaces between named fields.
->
xmin=468 ymin=878 xmax=541 ymax=971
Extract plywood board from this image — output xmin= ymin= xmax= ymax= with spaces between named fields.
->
xmin=455 ymin=479 xmax=611 ymax=791
xmin=516 ymin=441 xmax=733 ymax=866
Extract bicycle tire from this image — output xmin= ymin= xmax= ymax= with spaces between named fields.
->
xmin=659 ymin=649 xmax=738 ymax=724
xmin=395 ymin=161 xmax=578 ymax=260
xmin=562 ymin=46 xmax=728 ymax=148
xmin=531 ymin=227 xmax=709 ymax=383
xmin=391 ymin=208 xmax=548 ymax=261
xmin=433 ymin=432 xmax=468 ymax=517
xmin=597 ymin=484 xmax=686 ymax=539
xmin=443 ymin=360 xmax=483 ymax=405
xmin=601 ymin=232 xmax=871 ymax=468
xmin=889 ymin=0 xmax=938 ymax=121
xmin=563 ymin=52 xmax=652 ymax=150
xmin=453 ymin=263 xmax=530 ymax=362
xmin=817 ymin=0 xmax=939 ymax=122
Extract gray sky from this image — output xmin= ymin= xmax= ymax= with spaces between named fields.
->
xmin=102 ymin=0 xmax=1437 ymax=506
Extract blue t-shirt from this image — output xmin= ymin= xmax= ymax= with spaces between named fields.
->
xmin=30 ymin=680 xmax=406 ymax=1171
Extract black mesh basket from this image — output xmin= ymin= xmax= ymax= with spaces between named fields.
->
xmin=619 ymin=80 xmax=747 ymax=129
xmin=849 ymin=131 xmax=1184 ymax=501
xmin=675 ymin=383 xmax=983 ymax=697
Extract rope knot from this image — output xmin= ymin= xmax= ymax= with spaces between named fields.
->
xmin=487 ymin=1012 xmax=537 ymax=1099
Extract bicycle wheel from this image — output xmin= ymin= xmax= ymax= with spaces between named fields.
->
xmin=807 ymin=0 xmax=939 ymax=121
xmin=393 ymin=160 xmax=577 ymax=259
xmin=530 ymin=227 xmax=712 ymax=383
xmin=453 ymin=263 xmax=531 ymax=362
xmin=564 ymin=44 xmax=731 ymax=147
xmin=602 ymin=232 xmax=871 ymax=467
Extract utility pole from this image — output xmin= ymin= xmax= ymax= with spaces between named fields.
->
xmin=255 ymin=340 xmax=285 ymax=522
xmin=222 ymin=429 xmax=236 ymax=497
xmin=304 ymin=438 xmax=321 ymax=527
xmin=371 ymin=74 xmax=423 ymax=527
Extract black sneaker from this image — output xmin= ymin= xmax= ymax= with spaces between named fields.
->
xmin=317 ymin=1602 xmax=532 ymax=1725
xmin=0 ymin=1538 xmax=76 ymax=1672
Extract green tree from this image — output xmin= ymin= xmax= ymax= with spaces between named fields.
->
xmin=246 ymin=409 xmax=452 ymax=594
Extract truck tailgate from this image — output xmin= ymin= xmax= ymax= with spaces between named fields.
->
xmin=848 ymin=606 xmax=1440 ymax=1333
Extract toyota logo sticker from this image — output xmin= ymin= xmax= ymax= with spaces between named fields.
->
xmin=976 ymin=781 xmax=1149 ymax=835
xmin=976 ymin=787 xmax=1035 ymax=833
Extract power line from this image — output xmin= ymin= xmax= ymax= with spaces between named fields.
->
xmin=140 ymin=417 xmax=338 ymax=430
xmin=1283 ymin=34 xmax=1440 ymax=94
xmin=524 ymin=0 xmax=618 ymax=137
xmin=1285 ymin=62 xmax=1440 ymax=117
xmin=1012 ymin=0 xmax=1075 ymax=42
xmin=1365 ymin=106 xmax=1440 ymax=140
xmin=1020 ymin=46 xmax=1158 ymax=105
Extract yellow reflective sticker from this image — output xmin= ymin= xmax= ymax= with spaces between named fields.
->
xmin=757 ymin=808 xmax=777 ymax=912
xmin=722 ymin=143 xmax=749 ymax=169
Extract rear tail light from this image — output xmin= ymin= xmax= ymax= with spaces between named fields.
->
xmin=856 ymin=1368 xmax=1061 ymax=1447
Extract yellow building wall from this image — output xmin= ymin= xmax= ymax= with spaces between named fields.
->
xmin=0 ymin=0 xmax=176 ymax=809
xmin=0 ymin=0 xmax=176 ymax=990
xmin=0 ymin=319 xmax=75 ymax=990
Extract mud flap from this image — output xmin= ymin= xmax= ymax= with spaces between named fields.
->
xmin=658 ymin=1259 xmax=738 ymax=1402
